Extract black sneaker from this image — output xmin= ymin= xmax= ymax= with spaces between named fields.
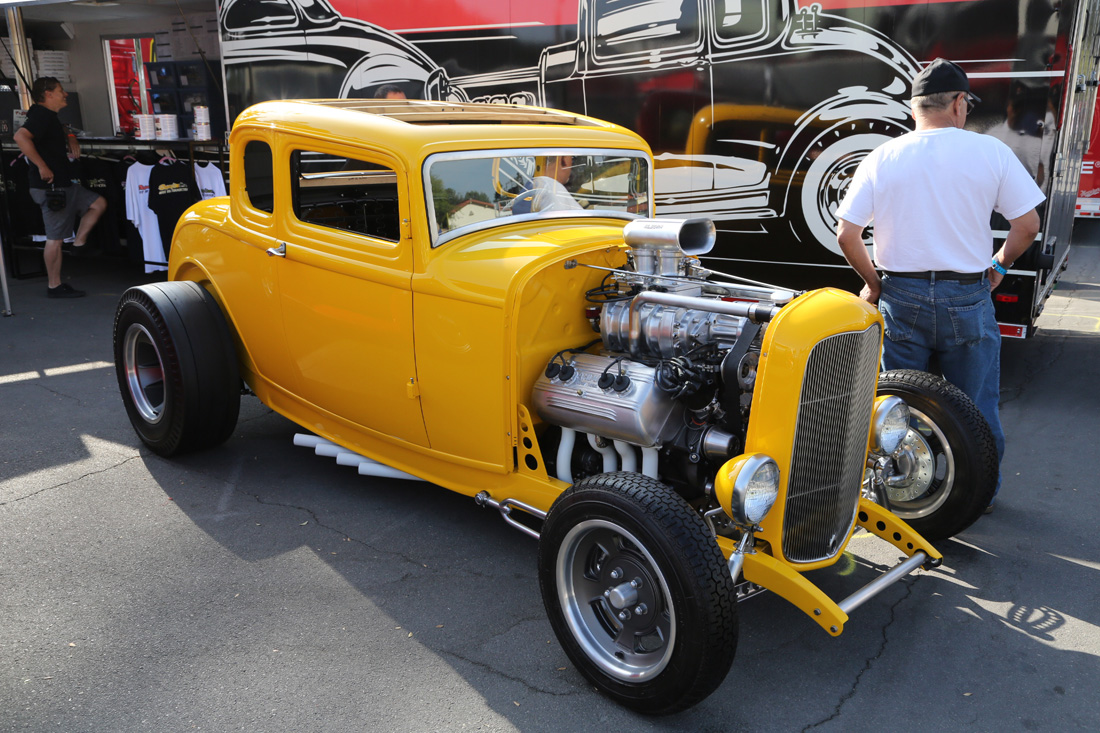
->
xmin=47 ymin=283 xmax=86 ymax=299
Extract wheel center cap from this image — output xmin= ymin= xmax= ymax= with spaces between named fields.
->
xmin=606 ymin=581 xmax=639 ymax=610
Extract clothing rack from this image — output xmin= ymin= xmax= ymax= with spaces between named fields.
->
xmin=0 ymin=137 xmax=226 ymax=280
xmin=70 ymin=136 xmax=227 ymax=171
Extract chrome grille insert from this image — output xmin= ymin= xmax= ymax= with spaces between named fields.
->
xmin=782 ymin=325 xmax=881 ymax=563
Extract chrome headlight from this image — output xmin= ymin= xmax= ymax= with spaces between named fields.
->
xmin=715 ymin=453 xmax=780 ymax=526
xmin=872 ymin=395 xmax=910 ymax=455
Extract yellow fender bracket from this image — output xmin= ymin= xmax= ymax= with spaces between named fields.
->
xmin=740 ymin=551 xmax=848 ymax=636
xmin=855 ymin=498 xmax=943 ymax=566
xmin=721 ymin=501 xmax=943 ymax=637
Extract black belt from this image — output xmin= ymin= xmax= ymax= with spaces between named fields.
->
xmin=883 ymin=270 xmax=985 ymax=283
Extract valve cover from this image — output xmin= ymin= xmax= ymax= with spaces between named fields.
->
xmin=531 ymin=353 xmax=682 ymax=448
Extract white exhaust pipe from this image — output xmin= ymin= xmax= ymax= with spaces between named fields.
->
xmin=587 ymin=433 xmax=618 ymax=473
xmin=293 ymin=433 xmax=424 ymax=482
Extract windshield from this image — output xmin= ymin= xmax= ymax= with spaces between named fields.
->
xmin=425 ymin=149 xmax=652 ymax=246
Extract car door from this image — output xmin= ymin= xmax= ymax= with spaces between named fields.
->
xmin=274 ymin=140 xmax=428 ymax=448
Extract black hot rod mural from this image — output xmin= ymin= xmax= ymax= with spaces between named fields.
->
xmin=218 ymin=0 xmax=1099 ymax=337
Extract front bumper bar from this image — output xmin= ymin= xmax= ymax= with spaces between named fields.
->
xmin=722 ymin=498 xmax=942 ymax=636
xmin=837 ymin=551 xmax=926 ymax=615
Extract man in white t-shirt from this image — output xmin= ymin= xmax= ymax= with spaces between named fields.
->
xmin=835 ymin=58 xmax=1044 ymax=509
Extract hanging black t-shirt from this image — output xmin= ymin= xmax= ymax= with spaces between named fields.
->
xmin=147 ymin=160 xmax=198 ymax=258
xmin=2 ymin=151 xmax=44 ymax=238
xmin=21 ymin=104 xmax=73 ymax=189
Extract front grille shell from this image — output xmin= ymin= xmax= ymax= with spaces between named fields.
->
xmin=781 ymin=326 xmax=881 ymax=563
xmin=743 ymin=289 xmax=884 ymax=568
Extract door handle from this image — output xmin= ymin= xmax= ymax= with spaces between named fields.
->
xmin=266 ymin=242 xmax=286 ymax=258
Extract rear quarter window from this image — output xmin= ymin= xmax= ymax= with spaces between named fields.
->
xmin=243 ymin=140 xmax=274 ymax=214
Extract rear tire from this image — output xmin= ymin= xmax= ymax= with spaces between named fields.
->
xmin=538 ymin=472 xmax=737 ymax=714
xmin=876 ymin=370 xmax=997 ymax=540
xmin=113 ymin=282 xmax=240 ymax=457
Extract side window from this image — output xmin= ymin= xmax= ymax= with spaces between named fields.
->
xmin=593 ymin=0 xmax=701 ymax=59
xmin=714 ymin=0 xmax=768 ymax=42
xmin=291 ymin=150 xmax=401 ymax=242
xmin=243 ymin=140 xmax=274 ymax=214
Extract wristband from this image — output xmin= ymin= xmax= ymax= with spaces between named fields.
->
xmin=991 ymin=258 xmax=1007 ymax=275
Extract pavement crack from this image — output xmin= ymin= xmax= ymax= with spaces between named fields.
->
xmin=1001 ymin=334 xmax=1066 ymax=407
xmin=240 ymin=490 xmax=429 ymax=570
xmin=33 ymin=381 xmax=83 ymax=404
xmin=0 ymin=455 xmax=144 ymax=507
xmin=802 ymin=578 xmax=916 ymax=732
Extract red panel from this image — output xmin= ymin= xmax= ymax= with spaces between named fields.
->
xmin=998 ymin=324 xmax=1026 ymax=338
xmin=328 ymin=0 xmax=578 ymax=31
xmin=328 ymin=0 xmax=983 ymax=29
xmin=1079 ymin=96 xmax=1100 ymax=199
xmin=802 ymin=0 xmax=975 ymax=8
xmin=107 ymin=38 xmax=154 ymax=134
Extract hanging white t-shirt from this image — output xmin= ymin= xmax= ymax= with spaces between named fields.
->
xmin=836 ymin=127 xmax=1045 ymax=273
xmin=194 ymin=161 xmax=226 ymax=200
xmin=124 ymin=162 xmax=167 ymax=273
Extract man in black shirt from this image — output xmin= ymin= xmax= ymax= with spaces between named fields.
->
xmin=13 ymin=77 xmax=107 ymax=298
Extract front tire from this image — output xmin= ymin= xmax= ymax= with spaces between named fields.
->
xmin=876 ymin=370 xmax=998 ymax=540
xmin=113 ymin=282 xmax=240 ymax=457
xmin=538 ymin=472 xmax=737 ymax=715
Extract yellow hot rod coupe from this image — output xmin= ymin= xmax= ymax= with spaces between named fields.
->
xmin=113 ymin=100 xmax=996 ymax=714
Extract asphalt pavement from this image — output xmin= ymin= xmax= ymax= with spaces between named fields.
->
xmin=2 ymin=227 xmax=1099 ymax=732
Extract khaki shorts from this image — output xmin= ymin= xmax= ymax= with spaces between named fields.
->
xmin=29 ymin=184 xmax=102 ymax=241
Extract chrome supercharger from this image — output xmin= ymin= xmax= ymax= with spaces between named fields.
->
xmin=531 ymin=217 xmax=771 ymax=484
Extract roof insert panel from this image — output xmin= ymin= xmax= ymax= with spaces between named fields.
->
xmin=299 ymin=99 xmax=596 ymax=126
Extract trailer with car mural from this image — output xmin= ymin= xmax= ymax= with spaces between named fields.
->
xmin=218 ymin=0 xmax=1099 ymax=339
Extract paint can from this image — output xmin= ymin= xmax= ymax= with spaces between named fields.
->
xmin=155 ymin=114 xmax=178 ymax=140
xmin=134 ymin=114 xmax=156 ymax=140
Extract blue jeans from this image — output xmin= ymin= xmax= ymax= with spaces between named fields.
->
xmin=879 ymin=273 xmax=1004 ymax=494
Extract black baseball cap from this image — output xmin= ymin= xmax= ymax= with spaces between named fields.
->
xmin=911 ymin=58 xmax=981 ymax=104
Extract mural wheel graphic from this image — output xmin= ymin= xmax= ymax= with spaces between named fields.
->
xmin=796 ymin=124 xmax=906 ymax=257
